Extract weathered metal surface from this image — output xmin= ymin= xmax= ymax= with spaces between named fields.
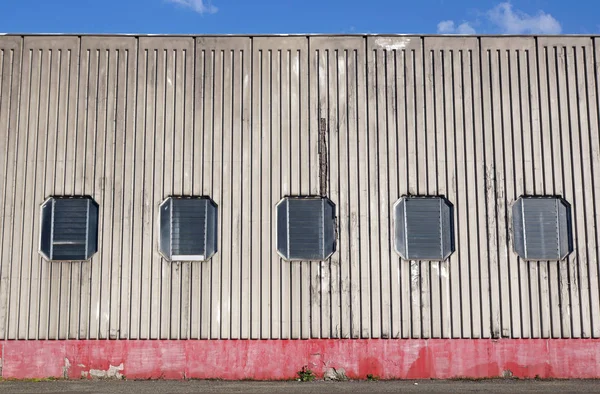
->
xmin=0 ymin=35 xmax=599 ymax=340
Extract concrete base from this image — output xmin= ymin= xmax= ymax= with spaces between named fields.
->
xmin=2 ymin=339 xmax=600 ymax=380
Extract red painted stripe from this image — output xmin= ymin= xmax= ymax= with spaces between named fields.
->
xmin=2 ymin=339 xmax=600 ymax=380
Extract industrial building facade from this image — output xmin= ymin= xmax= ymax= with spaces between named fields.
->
xmin=1 ymin=34 xmax=600 ymax=379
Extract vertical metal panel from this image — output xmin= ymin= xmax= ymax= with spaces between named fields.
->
xmin=0 ymin=35 xmax=600 ymax=340
xmin=194 ymin=37 xmax=251 ymax=340
xmin=481 ymin=37 xmax=534 ymax=339
xmin=481 ymin=38 xmax=538 ymax=339
xmin=311 ymin=37 xmax=367 ymax=339
xmin=590 ymin=38 xmax=600 ymax=339
xmin=252 ymin=37 xmax=313 ymax=339
xmin=533 ymin=37 xmax=598 ymax=339
xmin=368 ymin=37 xmax=393 ymax=339
xmin=13 ymin=37 xmax=81 ymax=340
xmin=79 ymin=36 xmax=137 ymax=340
xmin=135 ymin=37 xmax=194 ymax=340
xmin=366 ymin=36 xmax=385 ymax=339
xmin=251 ymin=37 xmax=312 ymax=339
xmin=422 ymin=37 xmax=483 ymax=339
xmin=368 ymin=37 xmax=424 ymax=339
xmin=537 ymin=37 xmax=598 ymax=339
xmin=0 ymin=36 xmax=22 ymax=341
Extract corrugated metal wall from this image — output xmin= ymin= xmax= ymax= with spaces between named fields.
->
xmin=1 ymin=35 xmax=599 ymax=340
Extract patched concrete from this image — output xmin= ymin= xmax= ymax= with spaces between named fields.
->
xmin=87 ymin=363 xmax=124 ymax=380
xmin=323 ymin=368 xmax=348 ymax=381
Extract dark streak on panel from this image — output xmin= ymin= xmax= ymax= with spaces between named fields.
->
xmin=319 ymin=117 xmax=328 ymax=197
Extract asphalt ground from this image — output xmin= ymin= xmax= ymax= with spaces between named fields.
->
xmin=0 ymin=379 xmax=599 ymax=394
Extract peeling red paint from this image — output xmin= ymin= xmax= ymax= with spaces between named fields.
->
xmin=1 ymin=339 xmax=600 ymax=380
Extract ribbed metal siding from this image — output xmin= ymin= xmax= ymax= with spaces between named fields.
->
xmin=135 ymin=37 xmax=196 ymax=340
xmin=0 ymin=35 xmax=600 ymax=340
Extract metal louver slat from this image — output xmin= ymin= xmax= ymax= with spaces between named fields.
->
xmin=172 ymin=199 xmax=208 ymax=256
xmin=287 ymin=199 xmax=325 ymax=259
xmin=394 ymin=196 xmax=454 ymax=261
xmin=159 ymin=197 xmax=218 ymax=262
xmin=405 ymin=199 xmax=443 ymax=259
xmin=512 ymin=196 xmax=572 ymax=261
xmin=39 ymin=197 xmax=99 ymax=261
xmin=276 ymin=197 xmax=336 ymax=261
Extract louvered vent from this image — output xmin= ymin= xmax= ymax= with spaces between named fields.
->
xmin=39 ymin=197 xmax=99 ymax=261
xmin=159 ymin=197 xmax=218 ymax=262
xmin=512 ymin=197 xmax=572 ymax=261
xmin=394 ymin=196 xmax=454 ymax=261
xmin=276 ymin=197 xmax=336 ymax=261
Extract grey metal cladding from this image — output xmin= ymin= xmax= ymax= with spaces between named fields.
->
xmin=159 ymin=197 xmax=218 ymax=262
xmin=277 ymin=197 xmax=336 ymax=261
xmin=39 ymin=197 xmax=99 ymax=261
xmin=394 ymin=197 xmax=454 ymax=261
xmin=6 ymin=35 xmax=600 ymax=341
xmin=512 ymin=197 xmax=573 ymax=261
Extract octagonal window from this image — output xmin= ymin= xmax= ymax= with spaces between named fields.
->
xmin=159 ymin=197 xmax=218 ymax=262
xmin=394 ymin=196 xmax=455 ymax=261
xmin=39 ymin=196 xmax=99 ymax=262
xmin=512 ymin=196 xmax=572 ymax=261
xmin=276 ymin=197 xmax=336 ymax=261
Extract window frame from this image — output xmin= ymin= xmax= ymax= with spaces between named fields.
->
xmin=38 ymin=196 xmax=99 ymax=262
xmin=511 ymin=196 xmax=573 ymax=261
xmin=393 ymin=196 xmax=455 ymax=262
xmin=276 ymin=196 xmax=337 ymax=262
xmin=158 ymin=196 xmax=218 ymax=262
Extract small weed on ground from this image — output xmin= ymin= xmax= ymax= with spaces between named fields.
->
xmin=297 ymin=366 xmax=315 ymax=382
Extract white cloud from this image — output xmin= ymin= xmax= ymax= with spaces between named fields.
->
xmin=436 ymin=2 xmax=562 ymax=35
xmin=437 ymin=21 xmax=455 ymax=34
xmin=487 ymin=2 xmax=561 ymax=34
xmin=437 ymin=20 xmax=477 ymax=34
xmin=167 ymin=0 xmax=218 ymax=14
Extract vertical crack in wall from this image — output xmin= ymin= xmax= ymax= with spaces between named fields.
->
xmin=319 ymin=118 xmax=328 ymax=197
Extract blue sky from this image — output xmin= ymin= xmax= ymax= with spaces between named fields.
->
xmin=1 ymin=0 xmax=598 ymax=35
